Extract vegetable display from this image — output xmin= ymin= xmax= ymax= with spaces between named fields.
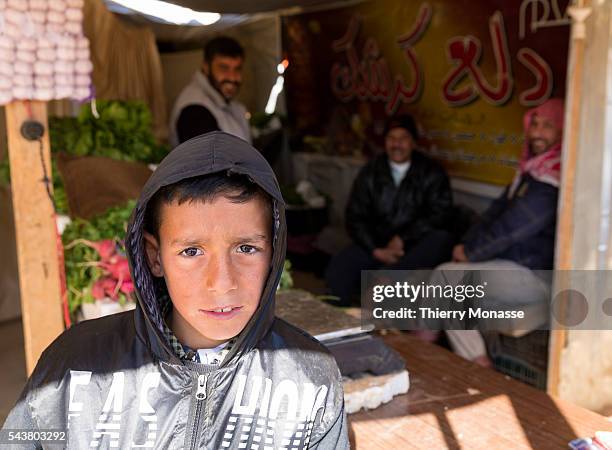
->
xmin=61 ymin=200 xmax=135 ymax=314
xmin=279 ymin=259 xmax=294 ymax=291
xmin=50 ymin=100 xmax=167 ymax=163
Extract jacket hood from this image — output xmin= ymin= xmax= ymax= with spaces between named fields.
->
xmin=125 ymin=131 xmax=286 ymax=367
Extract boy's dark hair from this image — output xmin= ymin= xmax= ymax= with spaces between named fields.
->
xmin=204 ymin=36 xmax=245 ymax=64
xmin=145 ymin=171 xmax=272 ymax=240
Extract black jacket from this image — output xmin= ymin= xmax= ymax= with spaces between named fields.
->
xmin=463 ymin=174 xmax=558 ymax=269
xmin=2 ymin=132 xmax=348 ymax=449
xmin=346 ymin=151 xmax=452 ymax=252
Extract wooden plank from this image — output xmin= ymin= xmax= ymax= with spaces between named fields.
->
xmin=547 ymin=1 xmax=591 ymax=397
xmin=349 ymin=334 xmax=612 ymax=449
xmin=5 ymin=101 xmax=64 ymax=375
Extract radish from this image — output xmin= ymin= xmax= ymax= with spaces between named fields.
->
xmin=101 ymin=258 xmax=130 ymax=281
xmin=92 ymin=277 xmax=116 ymax=300
xmin=65 ymin=238 xmax=117 ymax=260
xmin=120 ymin=280 xmax=135 ymax=295
xmin=67 ymin=238 xmax=135 ymax=304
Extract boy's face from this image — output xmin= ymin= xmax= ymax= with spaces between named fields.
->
xmin=144 ymin=194 xmax=272 ymax=349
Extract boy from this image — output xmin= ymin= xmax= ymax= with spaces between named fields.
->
xmin=2 ymin=132 xmax=348 ymax=449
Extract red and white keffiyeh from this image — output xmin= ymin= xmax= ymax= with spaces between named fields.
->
xmin=509 ymin=98 xmax=565 ymax=196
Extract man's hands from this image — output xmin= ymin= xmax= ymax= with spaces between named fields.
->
xmin=452 ymin=244 xmax=469 ymax=262
xmin=372 ymin=248 xmax=402 ymax=265
xmin=373 ymin=238 xmax=468 ymax=265
xmin=388 ymin=235 xmax=403 ymax=252
xmin=373 ymin=235 xmax=404 ymax=265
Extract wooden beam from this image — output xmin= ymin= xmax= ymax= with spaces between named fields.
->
xmin=5 ymin=101 xmax=64 ymax=375
xmin=547 ymin=2 xmax=590 ymax=397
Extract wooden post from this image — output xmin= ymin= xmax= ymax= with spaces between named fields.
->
xmin=547 ymin=39 xmax=583 ymax=395
xmin=547 ymin=1 xmax=592 ymax=397
xmin=5 ymin=101 xmax=64 ymax=375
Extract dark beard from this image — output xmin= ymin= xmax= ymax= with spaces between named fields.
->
xmin=528 ymin=139 xmax=548 ymax=156
xmin=207 ymin=74 xmax=239 ymax=101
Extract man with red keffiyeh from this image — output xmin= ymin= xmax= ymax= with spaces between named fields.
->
xmin=417 ymin=98 xmax=564 ymax=367
xmin=454 ymin=97 xmax=563 ymax=267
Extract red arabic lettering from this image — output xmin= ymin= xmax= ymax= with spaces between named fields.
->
xmin=442 ymin=11 xmax=513 ymax=106
xmin=517 ymin=47 xmax=553 ymax=105
xmin=331 ymin=4 xmax=432 ymax=115
xmin=331 ymin=16 xmax=360 ymax=102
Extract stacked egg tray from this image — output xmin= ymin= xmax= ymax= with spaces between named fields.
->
xmin=0 ymin=0 xmax=92 ymax=105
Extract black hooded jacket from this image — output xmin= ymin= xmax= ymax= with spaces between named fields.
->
xmin=2 ymin=132 xmax=348 ymax=449
xmin=346 ymin=151 xmax=452 ymax=252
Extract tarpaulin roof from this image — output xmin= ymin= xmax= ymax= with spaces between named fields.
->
xmin=155 ymin=0 xmax=336 ymax=14
xmin=105 ymin=0 xmax=362 ymax=46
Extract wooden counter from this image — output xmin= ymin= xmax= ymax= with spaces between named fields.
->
xmin=349 ymin=334 xmax=612 ymax=449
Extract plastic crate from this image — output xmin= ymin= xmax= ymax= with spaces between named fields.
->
xmin=486 ymin=330 xmax=549 ymax=390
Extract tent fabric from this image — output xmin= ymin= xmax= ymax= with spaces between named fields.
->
xmin=104 ymin=0 xmax=363 ymax=46
xmin=83 ymin=0 xmax=169 ymax=141
xmin=109 ymin=0 xmax=335 ymax=15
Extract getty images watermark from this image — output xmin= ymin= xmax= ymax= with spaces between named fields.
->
xmin=360 ymin=270 xmax=612 ymax=332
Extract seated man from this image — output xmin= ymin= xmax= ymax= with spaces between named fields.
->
xmin=326 ymin=114 xmax=454 ymax=306
xmin=424 ymin=98 xmax=564 ymax=366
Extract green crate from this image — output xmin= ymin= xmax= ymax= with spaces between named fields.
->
xmin=486 ymin=330 xmax=549 ymax=390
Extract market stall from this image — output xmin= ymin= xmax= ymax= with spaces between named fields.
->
xmin=1 ymin=0 xmax=612 ymax=443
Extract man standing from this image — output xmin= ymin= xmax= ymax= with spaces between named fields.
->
xmin=169 ymin=36 xmax=251 ymax=145
xmin=422 ymin=98 xmax=564 ymax=366
xmin=325 ymin=114 xmax=454 ymax=306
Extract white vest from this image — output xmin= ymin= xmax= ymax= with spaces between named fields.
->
xmin=169 ymin=71 xmax=251 ymax=146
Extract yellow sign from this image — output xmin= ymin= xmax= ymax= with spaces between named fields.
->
xmin=284 ymin=0 xmax=570 ymax=185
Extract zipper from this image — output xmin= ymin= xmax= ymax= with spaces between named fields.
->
xmin=196 ymin=374 xmax=207 ymax=400
xmin=189 ymin=374 xmax=208 ymax=450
